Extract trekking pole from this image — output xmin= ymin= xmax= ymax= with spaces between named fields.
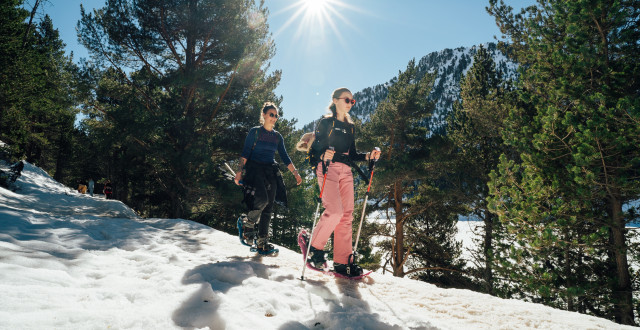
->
xmin=224 ymin=162 xmax=236 ymax=178
xmin=352 ymin=147 xmax=380 ymax=261
xmin=301 ymin=147 xmax=333 ymax=280
xmin=224 ymin=162 xmax=244 ymax=185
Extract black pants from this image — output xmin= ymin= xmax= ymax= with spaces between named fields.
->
xmin=244 ymin=161 xmax=278 ymax=238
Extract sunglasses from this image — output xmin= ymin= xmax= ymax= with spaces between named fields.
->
xmin=268 ymin=112 xmax=278 ymax=118
xmin=337 ymin=97 xmax=356 ymax=105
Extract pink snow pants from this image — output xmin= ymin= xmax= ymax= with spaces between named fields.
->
xmin=310 ymin=161 xmax=354 ymax=264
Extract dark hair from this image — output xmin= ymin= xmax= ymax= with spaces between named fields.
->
xmin=325 ymin=87 xmax=353 ymax=124
xmin=259 ymin=102 xmax=279 ymax=125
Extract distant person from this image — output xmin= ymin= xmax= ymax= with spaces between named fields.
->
xmin=88 ymin=178 xmax=95 ymax=197
xmin=9 ymin=161 xmax=24 ymax=183
xmin=13 ymin=160 xmax=24 ymax=174
xmin=103 ymin=180 xmax=113 ymax=199
xmin=305 ymin=87 xmax=381 ymax=277
xmin=234 ymin=102 xmax=302 ymax=255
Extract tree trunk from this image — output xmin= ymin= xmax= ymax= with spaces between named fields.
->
xmin=53 ymin=130 xmax=67 ymax=182
xmin=607 ymin=195 xmax=635 ymax=325
xmin=392 ymin=180 xmax=405 ymax=277
xmin=483 ymin=211 xmax=494 ymax=295
xmin=563 ymin=228 xmax=574 ymax=312
xmin=22 ymin=0 xmax=41 ymax=48
xmin=170 ymin=191 xmax=183 ymax=219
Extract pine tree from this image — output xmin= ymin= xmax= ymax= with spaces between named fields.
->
xmin=447 ymin=44 xmax=515 ymax=294
xmin=33 ymin=16 xmax=79 ymax=179
xmin=77 ymin=0 xmax=280 ymax=218
xmin=488 ymin=0 xmax=639 ymax=324
xmin=0 ymin=0 xmax=30 ymax=157
xmin=361 ymin=59 xmax=439 ymax=277
xmin=0 ymin=1 xmax=78 ymax=176
xmin=405 ymin=135 xmax=468 ymax=287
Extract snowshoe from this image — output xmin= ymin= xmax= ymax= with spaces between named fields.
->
xmin=297 ymin=229 xmax=328 ymax=270
xmin=333 ymin=262 xmax=363 ymax=278
xmin=255 ymin=237 xmax=279 ymax=256
xmin=237 ymin=214 xmax=256 ymax=247
xmin=308 ymin=246 xmax=327 ymax=269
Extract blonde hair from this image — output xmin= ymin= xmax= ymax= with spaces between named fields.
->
xmin=259 ymin=102 xmax=279 ymax=125
xmin=325 ymin=87 xmax=354 ymax=124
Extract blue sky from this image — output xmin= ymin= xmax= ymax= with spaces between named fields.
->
xmin=43 ymin=0 xmax=532 ymax=129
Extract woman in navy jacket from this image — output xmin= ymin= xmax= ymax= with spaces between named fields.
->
xmin=234 ymin=102 xmax=302 ymax=253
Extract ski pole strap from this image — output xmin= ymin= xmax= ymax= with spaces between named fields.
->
xmin=338 ymin=156 xmax=369 ymax=185
xmin=353 ymin=161 xmax=369 ymax=185
xmin=321 ymin=146 xmax=334 ymax=176
xmin=318 ymin=147 xmax=333 ymax=200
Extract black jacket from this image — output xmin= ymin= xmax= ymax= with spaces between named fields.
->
xmin=310 ymin=117 xmax=366 ymax=166
xmin=243 ymin=160 xmax=288 ymax=208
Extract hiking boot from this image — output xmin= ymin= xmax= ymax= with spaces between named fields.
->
xmin=333 ymin=262 xmax=363 ymax=277
xmin=307 ymin=246 xmax=327 ymax=269
xmin=256 ymin=237 xmax=275 ymax=253
xmin=241 ymin=215 xmax=257 ymax=244
xmin=242 ymin=225 xmax=256 ymax=241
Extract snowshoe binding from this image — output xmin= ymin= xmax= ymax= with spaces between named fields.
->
xmin=237 ymin=214 xmax=256 ymax=247
xmin=333 ymin=262 xmax=363 ymax=278
xmin=255 ymin=237 xmax=279 ymax=256
xmin=298 ymin=229 xmax=328 ymax=270
xmin=308 ymin=246 xmax=327 ymax=269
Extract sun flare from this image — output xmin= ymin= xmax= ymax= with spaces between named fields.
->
xmin=273 ymin=0 xmax=359 ymax=50
xmin=302 ymin=0 xmax=329 ymax=15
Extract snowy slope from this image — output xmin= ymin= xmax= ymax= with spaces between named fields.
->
xmin=0 ymin=162 xmax=633 ymax=329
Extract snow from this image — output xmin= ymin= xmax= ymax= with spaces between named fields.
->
xmin=0 ymin=162 xmax=633 ymax=330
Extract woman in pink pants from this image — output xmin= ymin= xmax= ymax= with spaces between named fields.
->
xmin=307 ymin=87 xmax=381 ymax=277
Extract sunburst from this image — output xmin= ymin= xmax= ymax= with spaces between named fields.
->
xmin=302 ymin=0 xmax=330 ymax=16
xmin=272 ymin=0 xmax=360 ymax=50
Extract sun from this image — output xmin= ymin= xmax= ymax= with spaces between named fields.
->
xmin=302 ymin=0 xmax=330 ymax=16
xmin=272 ymin=0 xmax=358 ymax=49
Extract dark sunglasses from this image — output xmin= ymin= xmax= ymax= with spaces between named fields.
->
xmin=337 ymin=97 xmax=356 ymax=105
xmin=268 ymin=112 xmax=278 ymax=118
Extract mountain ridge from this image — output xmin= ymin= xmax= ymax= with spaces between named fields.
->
xmin=302 ymin=42 xmax=517 ymax=134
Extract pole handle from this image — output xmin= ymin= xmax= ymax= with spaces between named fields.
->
xmin=321 ymin=146 xmax=334 ymax=175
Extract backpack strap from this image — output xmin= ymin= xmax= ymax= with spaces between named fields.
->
xmin=328 ymin=119 xmax=335 ymax=137
xmin=308 ymin=118 xmax=335 ymax=171
xmin=247 ymin=126 xmax=261 ymax=161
